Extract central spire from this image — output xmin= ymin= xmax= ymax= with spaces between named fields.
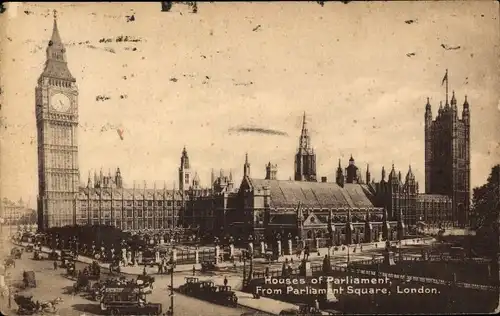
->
xmin=299 ymin=111 xmax=311 ymax=150
xmin=51 ymin=10 xmax=62 ymax=45
xmin=294 ymin=112 xmax=317 ymax=182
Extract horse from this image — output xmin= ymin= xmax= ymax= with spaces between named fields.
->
xmin=39 ymin=297 xmax=63 ymax=313
xmin=4 ymin=258 xmax=15 ymax=268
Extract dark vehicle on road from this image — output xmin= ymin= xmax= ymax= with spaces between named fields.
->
xmin=14 ymin=293 xmax=38 ymax=315
xmin=4 ymin=257 xmax=16 ymax=268
xmin=178 ymin=277 xmax=200 ymax=294
xmin=207 ymin=285 xmax=238 ymax=307
xmin=100 ymin=286 xmax=162 ymax=315
xmin=60 ymin=249 xmax=76 ymax=268
xmin=82 ymin=261 xmax=101 ymax=280
xmin=141 ymin=249 xmax=157 ymax=267
xmin=109 ymin=261 xmax=121 ymax=274
xmin=136 ymin=274 xmax=155 ymax=294
xmin=48 ymin=251 xmax=59 ymax=260
xmin=66 ymin=261 xmax=77 ymax=277
xmin=25 ymin=245 xmax=34 ymax=253
xmin=264 ymin=250 xmax=279 ymax=262
xmin=201 ymin=261 xmax=216 ymax=272
xmin=23 ymin=271 xmax=37 ymax=288
xmin=74 ymin=273 xmax=92 ymax=293
xmin=279 ymin=304 xmax=323 ymax=316
xmin=11 ymin=247 xmax=23 ymax=259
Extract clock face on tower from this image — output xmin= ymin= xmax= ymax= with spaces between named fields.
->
xmin=51 ymin=93 xmax=71 ymax=112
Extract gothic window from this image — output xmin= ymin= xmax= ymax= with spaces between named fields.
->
xmin=137 ymin=200 xmax=143 ymax=207
xmin=92 ymin=210 xmax=99 ymax=218
xmin=147 ymin=201 xmax=153 ymax=207
xmin=167 ymin=201 xmax=172 ymax=207
xmin=157 ymin=201 xmax=163 ymax=207
xmin=185 ymin=174 xmax=189 ymax=184
xmin=114 ymin=201 xmax=121 ymax=207
xmin=176 ymin=201 xmax=181 ymax=207
xmin=127 ymin=210 xmax=133 ymax=218
xmin=126 ymin=201 xmax=132 ymax=207
xmin=137 ymin=210 xmax=143 ymax=218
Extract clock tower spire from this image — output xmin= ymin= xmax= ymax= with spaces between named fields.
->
xmin=38 ymin=10 xmax=75 ymax=83
xmin=36 ymin=13 xmax=80 ymax=230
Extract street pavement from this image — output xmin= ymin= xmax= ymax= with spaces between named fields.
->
xmin=0 ymin=235 xmax=255 ymax=316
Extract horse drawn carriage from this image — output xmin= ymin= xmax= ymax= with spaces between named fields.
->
xmin=23 ymin=271 xmax=37 ymax=288
xmin=14 ymin=293 xmax=62 ymax=315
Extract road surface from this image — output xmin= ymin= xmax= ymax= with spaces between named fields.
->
xmin=1 ymin=238 xmax=254 ymax=316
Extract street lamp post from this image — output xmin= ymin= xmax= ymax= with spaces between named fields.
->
xmin=248 ymin=235 xmax=254 ymax=280
xmin=168 ymin=256 xmax=175 ymax=316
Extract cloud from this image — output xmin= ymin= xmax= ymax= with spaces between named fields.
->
xmin=228 ymin=126 xmax=289 ymax=137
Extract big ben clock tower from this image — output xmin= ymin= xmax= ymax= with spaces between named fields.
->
xmin=36 ymin=11 xmax=80 ymax=230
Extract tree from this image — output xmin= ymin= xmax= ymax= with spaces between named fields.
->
xmin=472 ymin=165 xmax=500 ymax=257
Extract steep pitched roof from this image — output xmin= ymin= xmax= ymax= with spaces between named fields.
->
xmin=245 ymin=178 xmax=375 ymax=209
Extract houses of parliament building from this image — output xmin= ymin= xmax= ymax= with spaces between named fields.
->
xmin=36 ymin=14 xmax=470 ymax=238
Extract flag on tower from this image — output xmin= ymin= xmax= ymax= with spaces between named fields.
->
xmin=441 ymin=69 xmax=448 ymax=86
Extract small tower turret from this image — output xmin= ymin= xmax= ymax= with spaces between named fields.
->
xmin=366 ymin=164 xmax=371 ymax=184
xmin=244 ymin=153 xmax=251 ymax=177
xmin=335 ymin=159 xmax=344 ymax=187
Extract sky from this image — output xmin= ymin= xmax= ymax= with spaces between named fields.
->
xmin=0 ymin=1 xmax=499 ymax=209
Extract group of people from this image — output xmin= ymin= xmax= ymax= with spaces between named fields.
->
xmin=156 ymin=257 xmax=174 ymax=274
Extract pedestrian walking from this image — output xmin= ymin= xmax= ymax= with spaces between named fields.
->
xmin=314 ymin=299 xmax=320 ymax=311
xmin=223 ymin=276 xmax=228 ymax=286
xmin=53 ymin=261 xmax=58 ymax=270
xmin=192 ymin=265 xmax=196 ymax=276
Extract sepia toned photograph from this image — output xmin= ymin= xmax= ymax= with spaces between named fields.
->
xmin=0 ymin=1 xmax=499 ymax=315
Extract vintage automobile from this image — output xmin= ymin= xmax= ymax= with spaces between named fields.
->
xmin=25 ymin=244 xmax=34 ymax=253
xmin=207 ymin=285 xmax=238 ymax=307
xmin=200 ymin=261 xmax=217 ymax=272
xmin=136 ymin=274 xmax=155 ymax=294
xmin=264 ymin=250 xmax=279 ymax=262
xmin=23 ymin=271 xmax=37 ymax=288
xmin=11 ymin=247 xmax=23 ymax=259
xmin=48 ymin=251 xmax=59 ymax=260
xmin=109 ymin=261 xmax=121 ymax=274
xmin=60 ymin=249 xmax=76 ymax=268
xmin=178 ymin=277 xmax=201 ymax=294
xmin=279 ymin=304 xmax=323 ymax=316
